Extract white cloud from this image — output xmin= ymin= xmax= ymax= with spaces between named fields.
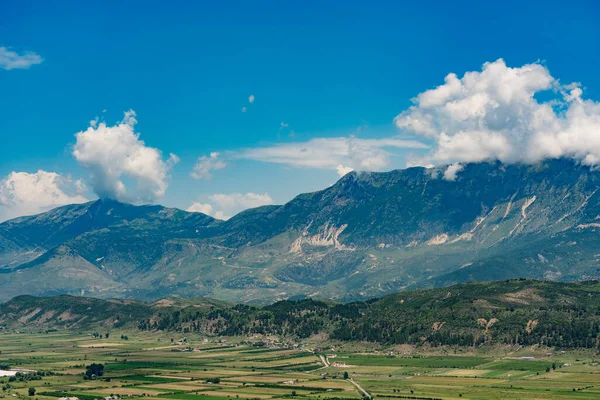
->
xmin=72 ymin=110 xmax=179 ymax=203
xmin=187 ymin=202 xmax=231 ymax=221
xmin=336 ymin=165 xmax=354 ymax=177
xmin=210 ymin=192 xmax=273 ymax=210
xmin=187 ymin=202 xmax=228 ymax=220
xmin=75 ymin=179 xmax=87 ymax=194
xmin=0 ymin=170 xmax=88 ymax=221
xmin=191 ymin=152 xmax=227 ymax=180
xmin=187 ymin=192 xmax=273 ymax=220
xmin=0 ymin=47 xmax=43 ymax=70
xmin=443 ymin=163 xmax=464 ymax=181
xmin=238 ymin=136 xmax=428 ymax=174
xmin=187 ymin=202 xmax=214 ymax=215
xmin=241 ymin=95 xmax=255 ymax=113
xmin=395 ymin=58 xmax=600 ymax=168
xmin=213 ymin=211 xmax=227 ymax=220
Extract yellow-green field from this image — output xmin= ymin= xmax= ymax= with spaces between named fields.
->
xmin=1 ymin=331 xmax=599 ymax=400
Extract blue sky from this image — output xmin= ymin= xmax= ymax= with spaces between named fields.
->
xmin=1 ymin=0 xmax=600 ymax=220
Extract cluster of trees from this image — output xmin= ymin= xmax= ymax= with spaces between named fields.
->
xmin=138 ymin=299 xmax=363 ymax=339
xmin=1 ymin=371 xmax=53 ymax=395
xmin=503 ymin=319 xmax=600 ymax=349
xmin=336 ymin=282 xmax=600 ymax=349
xmin=84 ymin=363 xmax=104 ymax=379
xmin=5 ymin=371 xmax=50 ymax=383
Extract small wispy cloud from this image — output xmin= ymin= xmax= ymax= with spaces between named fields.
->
xmin=237 ymin=136 xmax=428 ymax=174
xmin=443 ymin=163 xmax=464 ymax=181
xmin=191 ymin=152 xmax=227 ymax=180
xmin=336 ymin=165 xmax=354 ymax=177
xmin=0 ymin=47 xmax=43 ymax=70
xmin=241 ymin=94 xmax=255 ymax=112
xmin=187 ymin=202 xmax=227 ymax=220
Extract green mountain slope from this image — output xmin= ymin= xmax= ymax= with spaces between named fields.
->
xmin=2 ymin=159 xmax=600 ymax=302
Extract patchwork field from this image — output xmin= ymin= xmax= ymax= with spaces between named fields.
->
xmin=0 ymin=331 xmax=599 ymax=400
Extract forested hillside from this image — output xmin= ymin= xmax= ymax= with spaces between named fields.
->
xmin=3 ymin=279 xmax=600 ymax=350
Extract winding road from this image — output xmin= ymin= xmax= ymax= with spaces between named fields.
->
xmin=317 ymin=354 xmax=370 ymax=398
xmin=319 ymin=354 xmax=330 ymax=367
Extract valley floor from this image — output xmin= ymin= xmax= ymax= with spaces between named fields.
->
xmin=0 ymin=331 xmax=599 ymax=400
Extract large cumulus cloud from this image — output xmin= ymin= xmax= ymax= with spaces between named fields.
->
xmin=73 ymin=110 xmax=179 ymax=202
xmin=395 ymin=59 xmax=600 ymax=169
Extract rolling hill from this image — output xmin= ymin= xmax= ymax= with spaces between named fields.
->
xmin=2 ymin=280 xmax=600 ymax=349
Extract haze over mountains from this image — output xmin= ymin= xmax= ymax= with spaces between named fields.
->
xmin=1 ymin=158 xmax=600 ymax=303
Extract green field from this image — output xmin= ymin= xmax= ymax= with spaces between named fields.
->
xmin=1 ymin=331 xmax=599 ymax=400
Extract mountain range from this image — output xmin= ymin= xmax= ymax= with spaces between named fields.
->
xmin=1 ymin=158 xmax=600 ymax=303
